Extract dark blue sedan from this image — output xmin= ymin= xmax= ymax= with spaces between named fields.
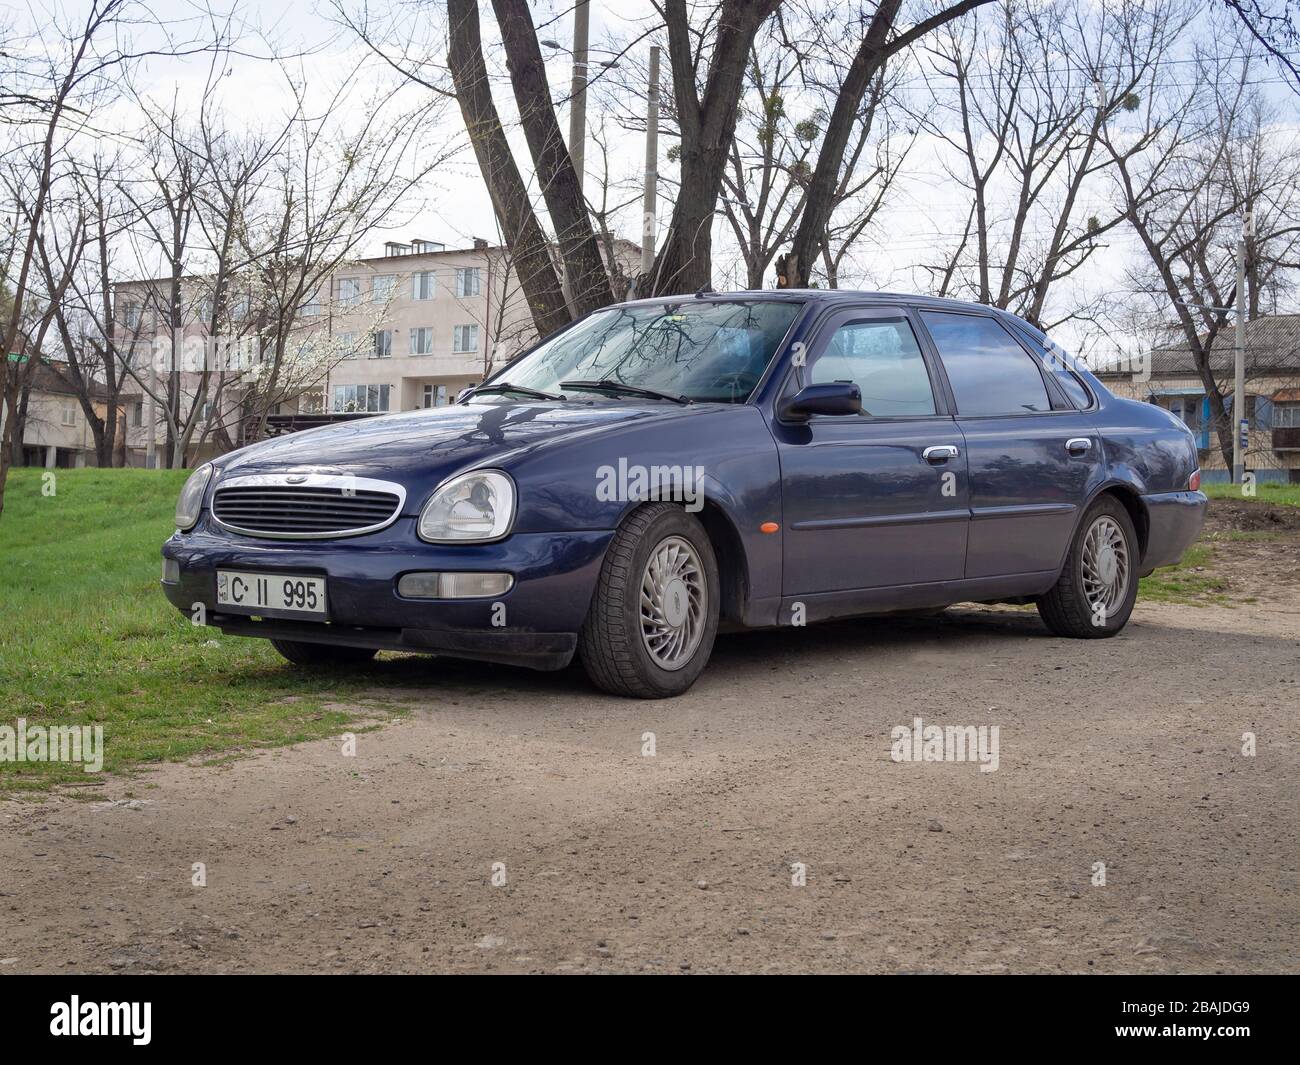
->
xmin=162 ymin=291 xmax=1207 ymax=697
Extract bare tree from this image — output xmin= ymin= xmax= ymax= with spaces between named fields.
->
xmin=777 ymin=0 xmax=993 ymax=289
xmin=0 ymin=0 xmax=216 ymax=511
xmin=908 ymin=0 xmax=1194 ymax=329
xmin=1106 ymin=39 xmax=1300 ymax=468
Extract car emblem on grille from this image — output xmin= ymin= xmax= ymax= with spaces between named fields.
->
xmin=285 ymin=474 xmax=308 ymax=484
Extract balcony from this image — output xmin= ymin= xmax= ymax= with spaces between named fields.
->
xmin=1272 ymin=427 xmax=1300 ymax=452
xmin=404 ymin=352 xmax=484 ymax=376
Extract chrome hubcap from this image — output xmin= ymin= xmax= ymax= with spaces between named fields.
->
xmin=640 ymin=536 xmax=707 ymax=670
xmin=1081 ymin=516 xmax=1130 ymax=616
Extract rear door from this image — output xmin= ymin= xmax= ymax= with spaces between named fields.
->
xmin=772 ymin=306 xmax=969 ymax=596
xmin=916 ymin=309 xmax=1103 ymax=579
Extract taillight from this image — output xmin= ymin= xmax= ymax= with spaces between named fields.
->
xmin=1188 ymin=469 xmax=1201 ymax=492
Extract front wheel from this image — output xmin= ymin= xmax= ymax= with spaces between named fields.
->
xmin=271 ymin=639 xmax=378 ymax=667
xmin=1037 ymin=496 xmax=1139 ymax=638
xmin=579 ymin=503 xmax=720 ymax=698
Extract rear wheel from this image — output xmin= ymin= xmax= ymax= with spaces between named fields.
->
xmin=271 ymin=639 xmax=378 ymax=667
xmin=1037 ymin=496 xmax=1138 ymax=638
xmin=579 ymin=503 xmax=720 ymax=698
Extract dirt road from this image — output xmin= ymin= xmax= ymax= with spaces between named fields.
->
xmin=3 ymin=523 xmax=1299 ymax=974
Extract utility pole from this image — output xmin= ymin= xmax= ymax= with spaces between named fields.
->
xmin=569 ymin=0 xmax=590 ymax=194
xmin=1232 ymin=204 xmax=1251 ymax=485
xmin=641 ymin=45 xmax=660 ymax=277
xmin=145 ymin=351 xmax=157 ymax=470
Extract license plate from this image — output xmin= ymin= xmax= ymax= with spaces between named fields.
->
xmin=216 ymin=570 xmax=327 ymax=618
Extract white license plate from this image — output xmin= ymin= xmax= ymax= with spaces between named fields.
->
xmin=216 ymin=570 xmax=327 ymax=618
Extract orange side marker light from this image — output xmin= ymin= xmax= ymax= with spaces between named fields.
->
xmin=760 ymin=521 xmax=780 ymax=534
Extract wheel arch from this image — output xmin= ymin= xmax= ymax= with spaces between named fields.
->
xmin=1082 ymin=481 xmax=1150 ymax=563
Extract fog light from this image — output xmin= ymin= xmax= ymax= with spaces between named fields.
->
xmin=397 ymin=571 xmax=513 ymax=599
xmin=162 ymin=558 xmax=180 ymax=583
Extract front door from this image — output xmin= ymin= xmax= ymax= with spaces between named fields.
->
xmin=772 ymin=306 xmax=970 ymax=603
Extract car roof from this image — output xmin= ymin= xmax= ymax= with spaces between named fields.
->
xmin=615 ymin=288 xmax=1028 ymax=322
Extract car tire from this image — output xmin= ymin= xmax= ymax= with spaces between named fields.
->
xmin=270 ymin=639 xmax=378 ymax=667
xmin=579 ymin=503 xmax=721 ymax=698
xmin=1037 ymin=495 xmax=1139 ymax=639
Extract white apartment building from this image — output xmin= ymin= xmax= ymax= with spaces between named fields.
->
xmin=314 ymin=237 xmax=529 ymax=419
xmin=113 ymin=237 xmax=638 ymax=465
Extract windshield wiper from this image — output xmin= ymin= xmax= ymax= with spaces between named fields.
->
xmin=467 ymin=382 xmax=563 ymax=401
xmin=560 ymin=380 xmax=692 ymax=405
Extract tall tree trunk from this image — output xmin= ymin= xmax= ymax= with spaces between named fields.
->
xmin=491 ymin=0 xmax=615 ymax=317
xmin=648 ymin=0 xmax=780 ymax=296
xmin=447 ymin=0 xmax=571 ymax=339
xmin=782 ymin=0 xmax=991 ymax=287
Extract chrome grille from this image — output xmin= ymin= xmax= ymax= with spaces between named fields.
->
xmin=211 ymin=474 xmax=406 ymax=539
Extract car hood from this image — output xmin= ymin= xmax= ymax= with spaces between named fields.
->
xmin=218 ymin=400 xmax=691 ymax=491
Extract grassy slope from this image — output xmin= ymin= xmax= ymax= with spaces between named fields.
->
xmin=1202 ymin=481 xmax=1300 ymax=507
xmin=0 ymin=468 xmax=402 ymax=794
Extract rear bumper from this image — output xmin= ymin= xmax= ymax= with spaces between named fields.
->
xmin=1140 ymin=490 xmax=1208 ymax=574
xmin=161 ymin=518 xmax=612 ymax=671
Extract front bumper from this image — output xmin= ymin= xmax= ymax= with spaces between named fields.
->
xmin=161 ymin=517 xmax=613 ymax=671
xmin=1139 ymin=489 xmax=1208 ymax=574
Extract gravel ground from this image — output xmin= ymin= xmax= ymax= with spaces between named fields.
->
xmin=3 ymin=530 xmax=1298 ymax=975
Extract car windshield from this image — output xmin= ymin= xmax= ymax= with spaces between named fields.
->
xmin=476 ymin=300 xmax=803 ymax=404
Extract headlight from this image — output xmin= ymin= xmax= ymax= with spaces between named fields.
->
xmin=418 ymin=469 xmax=515 ymax=543
xmin=175 ymin=463 xmax=214 ymax=530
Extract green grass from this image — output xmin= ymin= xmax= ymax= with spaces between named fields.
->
xmin=1203 ymin=481 xmax=1300 ymax=507
xmin=1138 ymin=544 xmax=1230 ymax=606
xmin=0 ymin=468 xmax=406 ymax=795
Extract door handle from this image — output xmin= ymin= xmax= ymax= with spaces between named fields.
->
xmin=1065 ymin=437 xmax=1092 ymax=455
xmin=922 ymin=444 xmax=960 ymax=464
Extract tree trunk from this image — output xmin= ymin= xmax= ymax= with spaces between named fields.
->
xmin=782 ymin=0 xmax=991 ymax=287
xmin=647 ymin=0 xmax=781 ymax=296
xmin=491 ymin=0 xmax=615 ymax=318
xmin=447 ymin=0 xmax=571 ymax=339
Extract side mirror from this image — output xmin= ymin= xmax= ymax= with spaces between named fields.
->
xmin=455 ymin=384 xmax=479 ymax=403
xmin=779 ymin=381 xmax=862 ymax=421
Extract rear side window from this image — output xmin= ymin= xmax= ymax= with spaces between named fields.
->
xmin=809 ymin=317 xmax=936 ymax=416
xmin=921 ymin=311 xmax=1051 ymax=415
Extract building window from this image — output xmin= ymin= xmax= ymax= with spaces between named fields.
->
xmin=453 ymin=324 xmax=479 ymax=353
xmin=337 ymin=278 xmax=361 ymax=306
xmin=421 ymin=384 xmax=449 ymax=408
xmin=410 ymin=327 xmax=435 ymax=356
xmin=372 ymin=330 xmax=392 ymax=359
xmin=455 ymin=268 xmax=481 ymax=298
xmin=61 ymin=402 xmax=77 ymax=427
xmin=123 ymin=301 xmax=141 ymax=328
xmin=412 ymin=271 xmax=436 ymax=300
xmin=332 ymin=384 xmax=391 ymax=413
xmin=1275 ymin=402 xmax=1300 ymax=428
xmin=372 ymin=275 xmax=396 ymax=303
xmin=301 ymin=291 xmax=321 ymax=317
xmin=336 ymin=332 xmax=357 ymax=359
xmin=130 ymin=402 xmax=143 ymax=428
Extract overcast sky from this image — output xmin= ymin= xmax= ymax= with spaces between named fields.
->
xmin=22 ymin=0 xmax=1300 ymax=359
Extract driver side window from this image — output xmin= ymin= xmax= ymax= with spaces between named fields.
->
xmin=809 ymin=317 xmax=936 ymax=417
